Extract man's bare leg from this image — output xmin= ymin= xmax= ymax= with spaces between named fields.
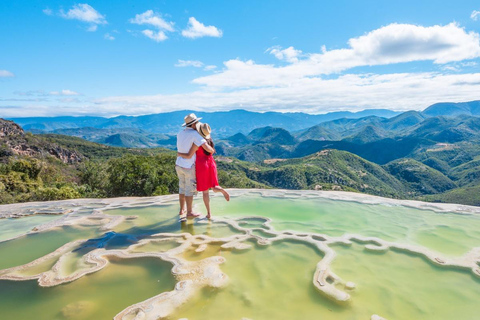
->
xmin=212 ymin=186 xmax=230 ymax=201
xmin=179 ymin=194 xmax=186 ymax=215
xmin=186 ymin=195 xmax=200 ymax=218
xmin=202 ymin=190 xmax=211 ymax=219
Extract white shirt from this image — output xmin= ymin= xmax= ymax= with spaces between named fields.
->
xmin=176 ymin=127 xmax=206 ymax=168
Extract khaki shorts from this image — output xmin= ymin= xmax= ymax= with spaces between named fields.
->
xmin=175 ymin=165 xmax=197 ymax=196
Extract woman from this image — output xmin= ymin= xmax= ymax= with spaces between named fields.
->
xmin=177 ymin=122 xmax=230 ymax=219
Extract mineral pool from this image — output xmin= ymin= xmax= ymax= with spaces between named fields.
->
xmin=0 ymin=190 xmax=479 ymax=320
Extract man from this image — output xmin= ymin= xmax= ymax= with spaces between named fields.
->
xmin=175 ymin=113 xmax=214 ymax=221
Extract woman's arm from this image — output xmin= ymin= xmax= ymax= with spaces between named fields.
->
xmin=201 ymin=142 xmax=215 ymax=154
xmin=177 ymin=144 xmax=198 ymax=159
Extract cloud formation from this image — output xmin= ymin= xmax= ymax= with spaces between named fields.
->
xmin=14 ymin=90 xmax=80 ymax=97
xmin=130 ymin=10 xmax=174 ymax=42
xmin=3 ymin=23 xmax=480 ymax=117
xmin=175 ymin=60 xmax=204 ymax=67
xmin=49 ymin=90 xmax=80 ymax=96
xmin=204 ymin=65 xmax=217 ymax=71
xmin=141 ymin=29 xmax=167 ymax=42
xmin=472 ymin=10 xmax=480 ymax=21
xmin=104 ymin=33 xmax=115 ymax=40
xmin=193 ymin=23 xmax=480 ymax=88
xmin=42 ymin=8 xmax=53 ymax=16
xmin=129 ymin=10 xmax=174 ymax=31
xmin=59 ymin=3 xmax=107 ymax=30
xmin=92 ymin=72 xmax=480 ymax=116
xmin=182 ymin=17 xmax=222 ymax=39
xmin=268 ymin=46 xmax=302 ymax=63
xmin=0 ymin=70 xmax=14 ymax=77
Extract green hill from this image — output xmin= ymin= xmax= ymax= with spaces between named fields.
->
xmin=423 ymin=185 xmax=480 ymax=206
xmin=4 ymin=115 xmax=480 ymax=207
xmin=384 ymin=111 xmax=426 ymax=131
xmin=422 ymin=100 xmax=480 ymax=117
xmin=343 ymin=125 xmax=388 ymax=144
xmin=102 ymin=133 xmax=155 ymax=148
xmin=407 ymin=116 xmax=480 ymax=143
xmin=218 ymin=149 xmax=407 ymax=197
xmin=295 ymin=125 xmax=339 ymax=141
xmin=247 ymin=127 xmax=296 ymax=145
xmin=383 ymin=158 xmax=456 ymax=195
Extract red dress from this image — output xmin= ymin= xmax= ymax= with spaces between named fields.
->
xmin=195 ymin=148 xmax=219 ymax=191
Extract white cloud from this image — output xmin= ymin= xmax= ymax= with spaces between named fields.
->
xmin=175 ymin=60 xmax=204 ymax=67
xmin=472 ymin=10 xmax=480 ymax=21
xmin=58 ymin=98 xmax=81 ymax=103
xmin=141 ymin=30 xmax=167 ymax=42
xmin=441 ymin=65 xmax=460 ymax=72
xmin=104 ymin=33 xmax=115 ymax=40
xmin=129 ymin=10 xmax=174 ymax=31
xmin=346 ymin=22 xmax=480 ymax=64
xmin=182 ymin=17 xmax=222 ymax=39
xmin=193 ymin=23 xmax=480 ymax=88
xmin=91 ymin=72 xmax=480 ymax=116
xmin=43 ymin=8 xmax=53 ymax=16
xmin=49 ymin=90 xmax=80 ymax=96
xmin=4 ymin=72 xmax=480 ymax=117
xmin=268 ymin=46 xmax=302 ymax=63
xmin=13 ymin=90 xmax=80 ymax=97
xmin=87 ymin=25 xmax=98 ymax=32
xmin=4 ymin=22 xmax=480 ymax=117
xmin=462 ymin=61 xmax=478 ymax=67
xmin=204 ymin=65 xmax=217 ymax=71
xmin=60 ymin=4 xmax=107 ymax=25
xmin=0 ymin=70 xmax=14 ymax=77
xmin=130 ymin=10 xmax=174 ymax=42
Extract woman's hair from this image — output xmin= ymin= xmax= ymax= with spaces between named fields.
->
xmin=203 ymin=138 xmax=214 ymax=155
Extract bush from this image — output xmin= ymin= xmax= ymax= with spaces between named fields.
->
xmin=34 ymin=185 xmax=81 ymax=201
xmin=103 ymin=154 xmax=178 ymax=197
xmin=9 ymin=158 xmax=43 ymax=179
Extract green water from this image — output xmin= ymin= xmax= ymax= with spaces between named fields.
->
xmin=211 ymin=195 xmax=480 ymax=256
xmin=330 ymin=244 xmax=480 ymax=319
xmin=0 ymin=258 xmax=175 ymax=320
xmin=1 ymin=193 xmax=480 ymax=319
xmin=0 ymin=226 xmax=98 ymax=270
xmin=0 ymin=215 xmax=60 ymax=242
xmin=171 ymin=241 xmax=336 ymax=320
xmin=171 ymin=240 xmax=480 ymax=320
xmin=106 ymin=204 xmax=242 ymax=239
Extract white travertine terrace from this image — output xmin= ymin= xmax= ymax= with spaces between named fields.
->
xmin=1 ymin=189 xmax=480 ymax=319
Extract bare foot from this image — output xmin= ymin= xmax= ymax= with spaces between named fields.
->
xmin=206 ymin=214 xmax=211 ymax=220
xmin=221 ymin=189 xmax=230 ymax=201
xmin=187 ymin=212 xmax=201 ymax=219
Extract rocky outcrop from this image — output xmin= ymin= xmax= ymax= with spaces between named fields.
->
xmin=45 ymin=145 xmax=83 ymax=164
xmin=1 ymin=118 xmax=84 ymax=164
xmin=0 ymin=119 xmax=25 ymax=137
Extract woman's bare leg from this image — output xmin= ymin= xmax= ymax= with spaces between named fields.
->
xmin=212 ymin=186 xmax=230 ymax=201
xmin=202 ymin=190 xmax=211 ymax=219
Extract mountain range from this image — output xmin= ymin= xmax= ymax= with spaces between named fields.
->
xmin=10 ymin=108 xmax=400 ymax=137
xmin=2 ymin=99 xmax=480 ymax=206
xmin=7 ymin=100 xmax=480 ymax=149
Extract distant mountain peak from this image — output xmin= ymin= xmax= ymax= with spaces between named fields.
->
xmin=422 ymin=100 xmax=480 ymax=117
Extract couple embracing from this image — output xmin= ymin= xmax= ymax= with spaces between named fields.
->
xmin=175 ymin=113 xmax=230 ymax=222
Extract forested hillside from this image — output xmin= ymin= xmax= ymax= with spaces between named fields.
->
xmin=3 ymin=101 xmax=480 ymax=206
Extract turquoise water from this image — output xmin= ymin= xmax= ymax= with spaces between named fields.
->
xmin=0 ymin=192 xmax=479 ymax=319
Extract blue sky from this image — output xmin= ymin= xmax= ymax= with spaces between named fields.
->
xmin=1 ymin=0 xmax=480 ymax=117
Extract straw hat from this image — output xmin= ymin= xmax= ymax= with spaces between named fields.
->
xmin=197 ymin=122 xmax=211 ymax=139
xmin=182 ymin=113 xmax=202 ymax=127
